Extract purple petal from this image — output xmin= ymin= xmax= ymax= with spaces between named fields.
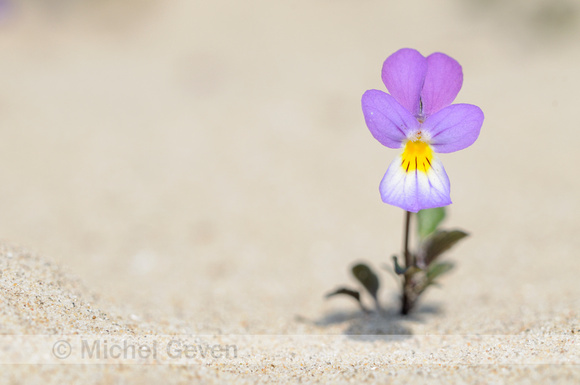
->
xmin=379 ymin=155 xmax=451 ymax=213
xmin=381 ymin=48 xmax=427 ymax=116
xmin=422 ymin=104 xmax=484 ymax=154
xmin=362 ymin=90 xmax=419 ymax=149
xmin=421 ymin=53 xmax=463 ymax=116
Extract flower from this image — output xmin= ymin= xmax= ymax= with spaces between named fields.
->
xmin=361 ymin=48 xmax=484 ymax=213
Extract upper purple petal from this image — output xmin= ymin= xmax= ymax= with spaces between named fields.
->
xmin=362 ymin=89 xmax=420 ymax=148
xmin=381 ymin=48 xmax=427 ymax=116
xmin=422 ymin=104 xmax=484 ymax=153
xmin=421 ymin=53 xmax=463 ymax=117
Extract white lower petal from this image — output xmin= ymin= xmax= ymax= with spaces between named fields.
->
xmin=379 ymin=155 xmax=451 ymax=212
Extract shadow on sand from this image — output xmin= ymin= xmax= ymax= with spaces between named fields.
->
xmin=302 ymin=301 xmax=444 ymax=342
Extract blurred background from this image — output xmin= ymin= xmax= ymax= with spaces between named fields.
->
xmin=0 ymin=0 xmax=579 ymax=332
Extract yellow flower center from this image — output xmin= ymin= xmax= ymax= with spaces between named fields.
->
xmin=401 ymin=139 xmax=433 ymax=173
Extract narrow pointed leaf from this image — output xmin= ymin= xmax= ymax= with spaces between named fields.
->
xmin=351 ymin=263 xmax=380 ymax=302
xmin=416 ymin=261 xmax=456 ymax=296
xmin=417 ymin=207 xmax=446 ymax=239
xmin=325 ymin=287 xmax=368 ymax=313
xmin=426 ymin=261 xmax=455 ymax=282
xmin=381 ymin=261 xmax=402 ymax=285
xmin=325 ymin=287 xmax=361 ymax=300
xmin=392 ymin=255 xmax=407 ymax=275
xmin=424 ymin=230 xmax=468 ymax=265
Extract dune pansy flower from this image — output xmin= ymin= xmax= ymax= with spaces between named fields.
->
xmin=362 ymin=48 xmax=484 ymax=213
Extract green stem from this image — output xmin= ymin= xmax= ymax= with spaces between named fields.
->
xmin=403 ymin=211 xmax=412 ymax=268
xmin=401 ymin=211 xmax=414 ymax=315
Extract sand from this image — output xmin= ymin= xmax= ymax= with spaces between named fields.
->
xmin=0 ymin=0 xmax=579 ymax=383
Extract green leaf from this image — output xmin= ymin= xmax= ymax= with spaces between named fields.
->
xmin=417 ymin=261 xmax=455 ymax=295
xmin=351 ymin=263 xmax=380 ymax=302
xmin=423 ymin=230 xmax=468 ymax=265
xmin=381 ymin=260 xmax=402 ymax=285
xmin=417 ymin=207 xmax=446 ymax=239
xmin=325 ymin=287 xmax=368 ymax=313
xmin=426 ymin=261 xmax=455 ymax=283
xmin=392 ymin=255 xmax=407 ymax=275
